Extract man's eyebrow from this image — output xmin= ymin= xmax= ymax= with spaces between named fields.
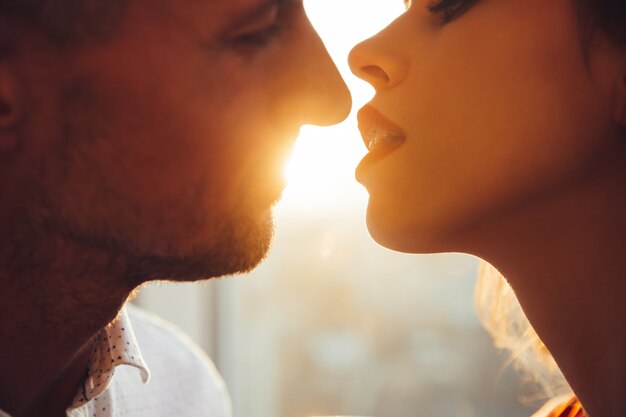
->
xmin=225 ymin=0 xmax=288 ymax=28
xmin=227 ymin=0 xmax=301 ymax=23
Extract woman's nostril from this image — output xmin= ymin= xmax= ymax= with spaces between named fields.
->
xmin=362 ymin=65 xmax=390 ymax=83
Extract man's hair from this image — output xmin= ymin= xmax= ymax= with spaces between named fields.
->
xmin=0 ymin=0 xmax=127 ymax=45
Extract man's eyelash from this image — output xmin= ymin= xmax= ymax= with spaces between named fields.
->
xmin=225 ymin=0 xmax=300 ymax=54
xmin=232 ymin=23 xmax=282 ymax=47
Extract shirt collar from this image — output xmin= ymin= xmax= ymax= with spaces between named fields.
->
xmin=70 ymin=306 xmax=151 ymax=410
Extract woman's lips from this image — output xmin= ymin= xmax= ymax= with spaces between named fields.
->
xmin=363 ymin=126 xmax=404 ymax=152
xmin=356 ymin=105 xmax=405 ymax=184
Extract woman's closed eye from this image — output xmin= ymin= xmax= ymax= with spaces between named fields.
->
xmin=426 ymin=0 xmax=477 ymax=23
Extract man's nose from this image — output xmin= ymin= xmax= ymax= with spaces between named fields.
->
xmin=276 ymin=25 xmax=352 ymax=127
xmin=348 ymin=30 xmax=408 ymax=92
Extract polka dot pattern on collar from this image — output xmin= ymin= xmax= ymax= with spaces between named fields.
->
xmin=71 ymin=308 xmax=151 ymax=408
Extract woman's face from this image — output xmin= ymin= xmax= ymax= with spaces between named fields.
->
xmin=349 ymin=0 xmax=623 ymax=253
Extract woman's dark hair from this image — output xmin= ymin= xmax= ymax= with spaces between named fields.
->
xmin=577 ymin=0 xmax=626 ymax=47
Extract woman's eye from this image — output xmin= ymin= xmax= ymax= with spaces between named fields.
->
xmin=426 ymin=0 xmax=475 ymax=23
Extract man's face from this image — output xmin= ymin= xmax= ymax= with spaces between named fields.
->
xmin=11 ymin=0 xmax=351 ymax=279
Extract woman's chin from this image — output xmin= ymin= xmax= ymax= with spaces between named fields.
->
xmin=365 ymin=212 xmax=452 ymax=255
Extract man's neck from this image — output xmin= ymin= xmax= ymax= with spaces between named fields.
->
xmin=0 ymin=237 xmax=135 ymax=417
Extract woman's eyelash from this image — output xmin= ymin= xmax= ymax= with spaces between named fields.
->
xmin=426 ymin=0 xmax=475 ymax=23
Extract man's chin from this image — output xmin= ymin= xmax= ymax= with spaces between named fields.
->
xmin=132 ymin=214 xmax=274 ymax=283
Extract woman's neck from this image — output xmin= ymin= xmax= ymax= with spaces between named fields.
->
xmin=465 ymin=152 xmax=626 ymax=417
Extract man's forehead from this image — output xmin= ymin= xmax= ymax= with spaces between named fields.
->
xmin=163 ymin=0 xmax=279 ymax=18
xmin=216 ymin=0 xmax=284 ymax=25
xmin=152 ymin=0 xmax=284 ymax=29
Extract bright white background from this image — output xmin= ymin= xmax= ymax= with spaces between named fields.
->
xmin=137 ymin=1 xmax=541 ymax=416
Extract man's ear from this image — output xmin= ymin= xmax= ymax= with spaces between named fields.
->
xmin=0 ymin=61 xmax=20 ymax=153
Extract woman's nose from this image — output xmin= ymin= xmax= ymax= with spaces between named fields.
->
xmin=348 ymin=34 xmax=407 ymax=91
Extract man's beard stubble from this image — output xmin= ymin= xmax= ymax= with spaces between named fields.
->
xmin=2 ymin=199 xmax=274 ymax=339
xmin=124 ymin=209 xmax=275 ymax=283
xmin=5 ymin=201 xmax=274 ymax=293
xmin=35 ymin=200 xmax=276 ymax=286
xmin=31 ymin=78 xmax=278 ymax=286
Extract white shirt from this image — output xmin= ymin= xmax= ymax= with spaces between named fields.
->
xmin=0 ymin=303 xmax=231 ymax=417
